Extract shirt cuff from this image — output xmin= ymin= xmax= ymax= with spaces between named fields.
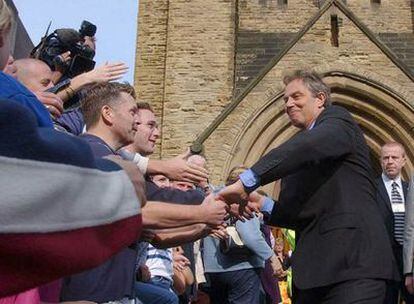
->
xmin=133 ymin=154 xmax=149 ymax=174
xmin=261 ymin=197 xmax=275 ymax=214
xmin=239 ymin=169 xmax=260 ymax=193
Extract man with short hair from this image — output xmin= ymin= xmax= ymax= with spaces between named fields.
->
xmin=60 ymin=82 xmax=141 ymax=304
xmin=219 ymin=70 xmax=397 ymax=303
xmin=376 ymin=142 xmax=412 ymax=303
xmin=120 ymin=102 xmax=209 ymax=184
xmin=79 ymin=82 xmax=139 ymax=157
xmin=13 ymin=58 xmax=64 ymax=117
xmin=14 ymin=58 xmax=54 ymax=92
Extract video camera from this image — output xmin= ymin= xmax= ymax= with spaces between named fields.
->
xmin=31 ymin=21 xmax=97 ymax=78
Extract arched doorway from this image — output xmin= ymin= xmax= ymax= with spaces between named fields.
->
xmin=224 ymin=71 xmax=414 ymax=198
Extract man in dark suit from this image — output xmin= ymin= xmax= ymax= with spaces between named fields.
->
xmin=219 ymin=70 xmax=398 ymax=303
xmin=376 ymin=142 xmax=413 ymax=303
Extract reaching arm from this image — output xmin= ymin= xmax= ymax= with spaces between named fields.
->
xmin=151 ymin=224 xmax=210 ymax=248
xmin=57 ymin=62 xmax=128 ymax=103
xmin=142 ymin=194 xmax=227 ymax=229
xmin=148 ymin=156 xmax=208 ymax=184
xmin=251 ymin=110 xmax=356 ymax=185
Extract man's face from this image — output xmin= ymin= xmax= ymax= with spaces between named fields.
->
xmin=381 ymin=145 xmax=406 ymax=179
xmin=111 ymin=92 xmax=139 ymax=146
xmin=283 ymin=79 xmax=325 ymax=129
xmin=20 ymin=61 xmax=54 ymax=92
xmin=151 ymin=175 xmax=170 ymax=188
xmin=133 ymin=109 xmax=160 ymax=156
xmin=172 ymin=181 xmax=195 ymax=192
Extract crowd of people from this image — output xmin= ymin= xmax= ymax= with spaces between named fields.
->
xmin=1 ymin=1 xmax=414 ymax=303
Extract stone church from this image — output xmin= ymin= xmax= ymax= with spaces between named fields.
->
xmin=134 ymin=0 xmax=414 ymax=195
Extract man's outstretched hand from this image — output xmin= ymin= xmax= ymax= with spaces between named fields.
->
xmin=162 ymin=149 xmax=208 ymax=184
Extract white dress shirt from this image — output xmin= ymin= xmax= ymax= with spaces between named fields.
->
xmin=382 ymin=173 xmax=405 ymax=212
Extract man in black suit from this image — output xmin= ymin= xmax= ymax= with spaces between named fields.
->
xmin=219 ymin=70 xmax=398 ymax=303
xmin=376 ymin=142 xmax=413 ymax=303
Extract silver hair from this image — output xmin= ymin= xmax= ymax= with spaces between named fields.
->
xmin=283 ymin=69 xmax=331 ymax=106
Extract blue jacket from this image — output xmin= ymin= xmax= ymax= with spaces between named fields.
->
xmin=203 ymin=215 xmax=274 ymax=273
xmin=0 ymin=72 xmax=52 ymax=128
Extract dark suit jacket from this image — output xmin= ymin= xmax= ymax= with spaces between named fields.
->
xmin=376 ymin=177 xmax=408 ymax=252
xmin=251 ymin=105 xmax=398 ymax=289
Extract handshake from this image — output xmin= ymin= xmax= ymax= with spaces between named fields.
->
xmin=200 ymin=181 xmax=267 ymax=240
xmin=210 ymin=179 xmax=266 ymax=219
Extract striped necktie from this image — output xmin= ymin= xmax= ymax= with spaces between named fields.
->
xmin=391 ymin=182 xmax=403 ymax=204
xmin=391 ymin=181 xmax=404 ymax=245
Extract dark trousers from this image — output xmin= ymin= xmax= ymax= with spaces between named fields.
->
xmin=208 ymin=268 xmax=261 ymax=304
xmin=294 ymin=279 xmax=386 ymax=304
xmin=384 ymin=244 xmax=414 ymax=304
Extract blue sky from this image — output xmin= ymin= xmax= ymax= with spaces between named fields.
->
xmin=14 ymin=0 xmax=139 ymax=83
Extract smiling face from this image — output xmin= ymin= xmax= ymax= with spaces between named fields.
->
xmin=283 ymin=78 xmax=326 ymax=129
xmin=133 ymin=109 xmax=160 ymax=156
xmin=381 ymin=144 xmax=406 ymax=180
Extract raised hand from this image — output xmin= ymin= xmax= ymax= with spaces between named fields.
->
xmin=173 ymin=249 xmax=190 ymax=271
xmin=83 ymin=62 xmax=128 ymax=83
xmin=34 ymin=91 xmax=64 ymax=118
xmin=162 ymin=149 xmax=208 ymax=184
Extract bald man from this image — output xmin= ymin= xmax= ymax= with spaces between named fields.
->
xmin=14 ymin=58 xmax=63 ymax=117
xmin=376 ymin=142 xmax=412 ymax=304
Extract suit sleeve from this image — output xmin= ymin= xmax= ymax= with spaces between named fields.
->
xmin=251 ymin=108 xmax=357 ymax=185
xmin=403 ymin=176 xmax=414 ymax=274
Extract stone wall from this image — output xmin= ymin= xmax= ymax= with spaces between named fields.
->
xmin=134 ymin=0 xmax=169 ymax=121
xmin=379 ymin=33 xmax=414 ymax=74
xmin=235 ymin=31 xmax=296 ymax=94
xmin=159 ymin=0 xmax=236 ymax=158
xmin=238 ymin=0 xmax=319 ymax=33
xmin=347 ymin=0 xmax=413 ymax=33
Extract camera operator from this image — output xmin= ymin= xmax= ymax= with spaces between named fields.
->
xmin=30 ymin=20 xmax=128 ymax=110
xmin=32 ymin=20 xmax=97 ymax=83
